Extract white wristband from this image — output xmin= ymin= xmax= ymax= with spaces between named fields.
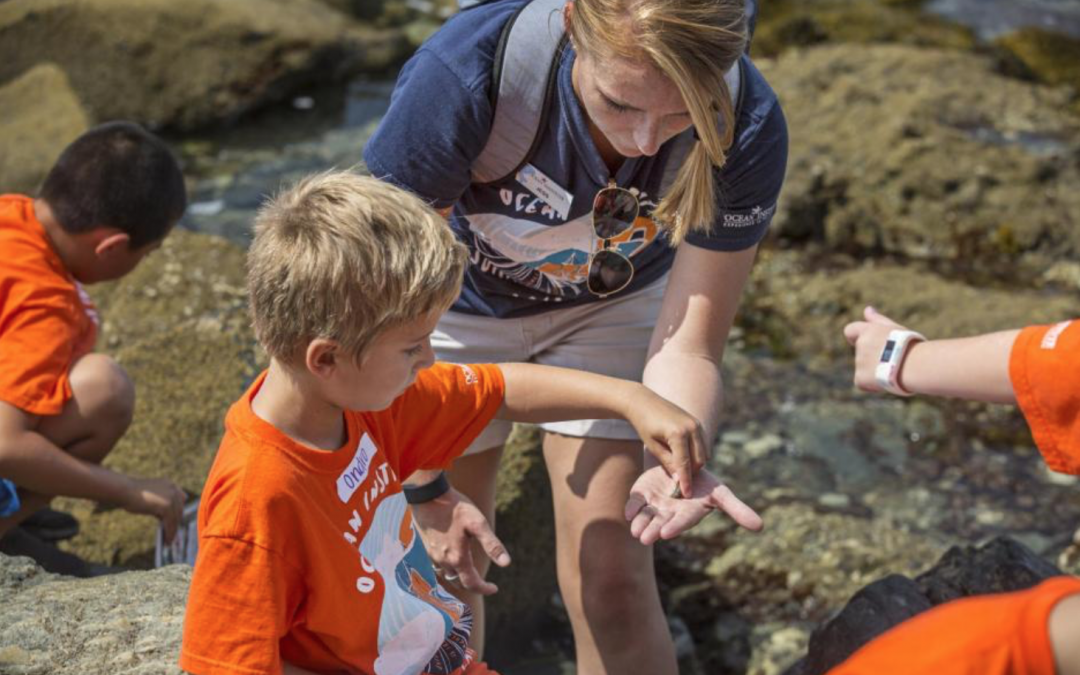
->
xmin=874 ymin=329 xmax=926 ymax=396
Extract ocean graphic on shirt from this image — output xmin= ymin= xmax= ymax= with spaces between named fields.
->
xmin=361 ymin=494 xmax=473 ymax=675
xmin=466 ymin=211 xmax=659 ymax=297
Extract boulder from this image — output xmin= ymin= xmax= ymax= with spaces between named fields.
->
xmin=753 ymin=0 xmax=975 ymax=57
xmin=761 ymin=44 xmax=1080 ymax=277
xmin=0 ymin=0 xmax=409 ymax=130
xmin=0 ymin=554 xmax=189 ymax=675
xmin=0 ymin=63 xmax=89 ymax=194
xmin=738 ymin=251 xmax=1080 ymax=364
xmin=786 ymin=537 xmax=1062 ymax=675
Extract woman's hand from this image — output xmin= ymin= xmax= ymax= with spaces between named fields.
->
xmin=624 ymin=386 xmax=709 ymax=499
xmin=409 ymin=487 xmax=511 ymax=595
xmin=624 ymin=465 xmax=763 ymax=544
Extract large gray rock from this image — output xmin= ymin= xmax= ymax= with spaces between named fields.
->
xmin=0 ymin=63 xmax=89 ymax=194
xmin=0 ymin=555 xmax=189 ymax=675
xmin=0 ymin=0 xmax=409 ymax=130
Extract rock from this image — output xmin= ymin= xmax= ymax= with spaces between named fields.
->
xmin=740 ymin=251 xmax=1080 ymax=363
xmin=704 ymin=504 xmax=947 ymax=616
xmin=0 ymin=0 xmax=409 ymax=130
xmin=993 ymin=28 xmax=1080 ymax=111
xmin=915 ymin=536 xmax=1063 ymax=604
xmin=785 ymin=537 xmax=1062 ymax=675
xmin=0 ymin=63 xmax=89 ymax=194
xmin=0 ymin=554 xmax=189 ymax=675
xmin=485 ymin=425 xmax=559 ymax=666
xmin=761 ymin=44 xmax=1080 ymax=277
xmin=54 ymin=228 xmax=258 ymax=567
xmin=788 ymin=575 xmax=931 ymax=675
xmin=754 ymin=0 xmax=975 ymax=57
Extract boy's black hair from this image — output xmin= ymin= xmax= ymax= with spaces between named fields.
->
xmin=40 ymin=121 xmax=187 ymax=249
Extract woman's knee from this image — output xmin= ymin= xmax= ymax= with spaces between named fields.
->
xmin=68 ymin=354 xmax=135 ymax=429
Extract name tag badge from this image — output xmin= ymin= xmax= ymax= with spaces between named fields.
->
xmin=516 ymin=164 xmax=573 ymax=220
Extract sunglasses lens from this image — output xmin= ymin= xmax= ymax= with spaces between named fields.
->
xmin=593 ymin=188 xmax=639 ymax=239
xmin=588 ymin=250 xmax=633 ymax=296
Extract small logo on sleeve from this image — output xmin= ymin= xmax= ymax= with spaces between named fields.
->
xmin=460 ymin=365 xmax=478 ymax=385
xmin=1041 ymin=320 xmax=1073 ymax=350
xmin=337 ymin=433 xmax=379 ymax=503
xmin=722 ymin=204 xmax=776 ymax=229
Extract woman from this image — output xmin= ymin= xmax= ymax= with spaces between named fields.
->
xmin=363 ymin=0 xmax=787 ymax=671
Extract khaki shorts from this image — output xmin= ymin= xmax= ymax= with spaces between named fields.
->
xmin=431 ymin=274 xmax=667 ymax=455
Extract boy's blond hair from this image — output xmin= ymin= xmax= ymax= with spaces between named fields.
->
xmin=247 ymin=170 xmax=466 ymax=363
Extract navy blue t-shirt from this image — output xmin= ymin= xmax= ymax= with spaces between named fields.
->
xmin=364 ymin=0 xmax=788 ymax=318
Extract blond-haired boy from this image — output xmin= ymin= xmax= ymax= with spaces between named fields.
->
xmin=179 ymin=171 xmax=734 ymax=675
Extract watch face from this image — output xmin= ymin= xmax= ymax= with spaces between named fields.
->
xmin=880 ymin=340 xmax=896 ymax=363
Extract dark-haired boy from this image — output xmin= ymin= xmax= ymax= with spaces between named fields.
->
xmin=0 ymin=121 xmax=188 ymax=561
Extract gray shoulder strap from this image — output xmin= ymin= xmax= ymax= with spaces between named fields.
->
xmin=658 ymin=59 xmax=743 ymax=197
xmin=471 ymin=0 xmax=566 ymax=185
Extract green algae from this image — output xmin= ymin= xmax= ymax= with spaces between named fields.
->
xmin=54 ymin=229 xmax=259 ymax=567
xmin=994 ymin=28 xmax=1080 ymax=114
xmin=753 ymin=0 xmax=975 ymax=57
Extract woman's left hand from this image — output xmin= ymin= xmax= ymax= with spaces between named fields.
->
xmin=624 ymin=465 xmax=763 ymax=544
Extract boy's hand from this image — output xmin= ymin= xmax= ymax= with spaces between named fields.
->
xmin=123 ymin=477 xmax=186 ymax=544
xmin=624 ymin=465 xmax=763 ymax=544
xmin=410 ymin=487 xmax=511 ymax=595
xmin=625 ymin=387 xmax=708 ymax=499
xmin=843 ymin=306 xmax=914 ymax=393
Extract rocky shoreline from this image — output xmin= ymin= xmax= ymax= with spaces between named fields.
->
xmin=1 ymin=0 xmax=1079 ymax=673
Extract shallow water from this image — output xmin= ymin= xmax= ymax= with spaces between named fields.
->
xmin=926 ymin=0 xmax=1080 ymax=39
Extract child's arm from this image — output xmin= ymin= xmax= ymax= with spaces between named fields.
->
xmin=844 ymin=306 xmax=1018 ymax=403
xmin=0 ymin=400 xmax=185 ymax=541
xmin=496 ymin=362 xmax=707 ymax=495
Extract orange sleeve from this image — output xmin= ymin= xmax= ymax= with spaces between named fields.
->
xmin=0 ymin=302 xmax=88 ymax=416
xmin=391 ymin=362 xmax=505 ymax=477
xmin=1009 ymin=321 xmax=1080 ymax=475
xmin=828 ymin=576 xmax=1080 ymax=675
xmin=180 ymin=536 xmax=305 ymax=675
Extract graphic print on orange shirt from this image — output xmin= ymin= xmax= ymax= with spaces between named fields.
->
xmin=337 ymin=429 xmax=474 ymax=674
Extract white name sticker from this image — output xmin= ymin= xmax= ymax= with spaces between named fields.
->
xmin=516 ymin=164 xmax=573 ymax=220
xmin=336 ymin=433 xmax=379 ymax=504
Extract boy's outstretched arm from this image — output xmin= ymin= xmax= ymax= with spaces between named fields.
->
xmin=844 ymin=306 xmax=1019 ymax=403
xmin=496 ymin=362 xmax=707 ymax=496
xmin=0 ymin=401 xmax=185 ymax=541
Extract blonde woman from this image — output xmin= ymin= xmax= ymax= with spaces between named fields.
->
xmin=364 ymin=0 xmax=787 ymax=670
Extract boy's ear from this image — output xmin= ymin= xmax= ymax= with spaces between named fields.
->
xmin=306 ymin=339 xmax=340 ymax=379
xmin=93 ymin=230 xmax=131 ymax=258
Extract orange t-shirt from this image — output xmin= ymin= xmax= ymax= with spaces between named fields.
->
xmin=180 ymin=362 xmax=505 ymax=675
xmin=0 ymin=194 xmax=98 ymax=416
xmin=827 ymin=576 xmax=1080 ymax=675
xmin=1010 ymin=320 xmax=1080 ymax=475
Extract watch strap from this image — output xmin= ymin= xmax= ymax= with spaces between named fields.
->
xmin=402 ymin=471 xmax=451 ymax=505
xmin=874 ymin=329 xmax=927 ymax=396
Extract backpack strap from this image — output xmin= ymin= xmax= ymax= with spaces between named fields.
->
xmin=471 ymin=0 xmax=567 ymax=185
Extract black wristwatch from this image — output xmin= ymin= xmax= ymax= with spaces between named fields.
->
xmin=402 ymin=471 xmax=451 ymax=505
